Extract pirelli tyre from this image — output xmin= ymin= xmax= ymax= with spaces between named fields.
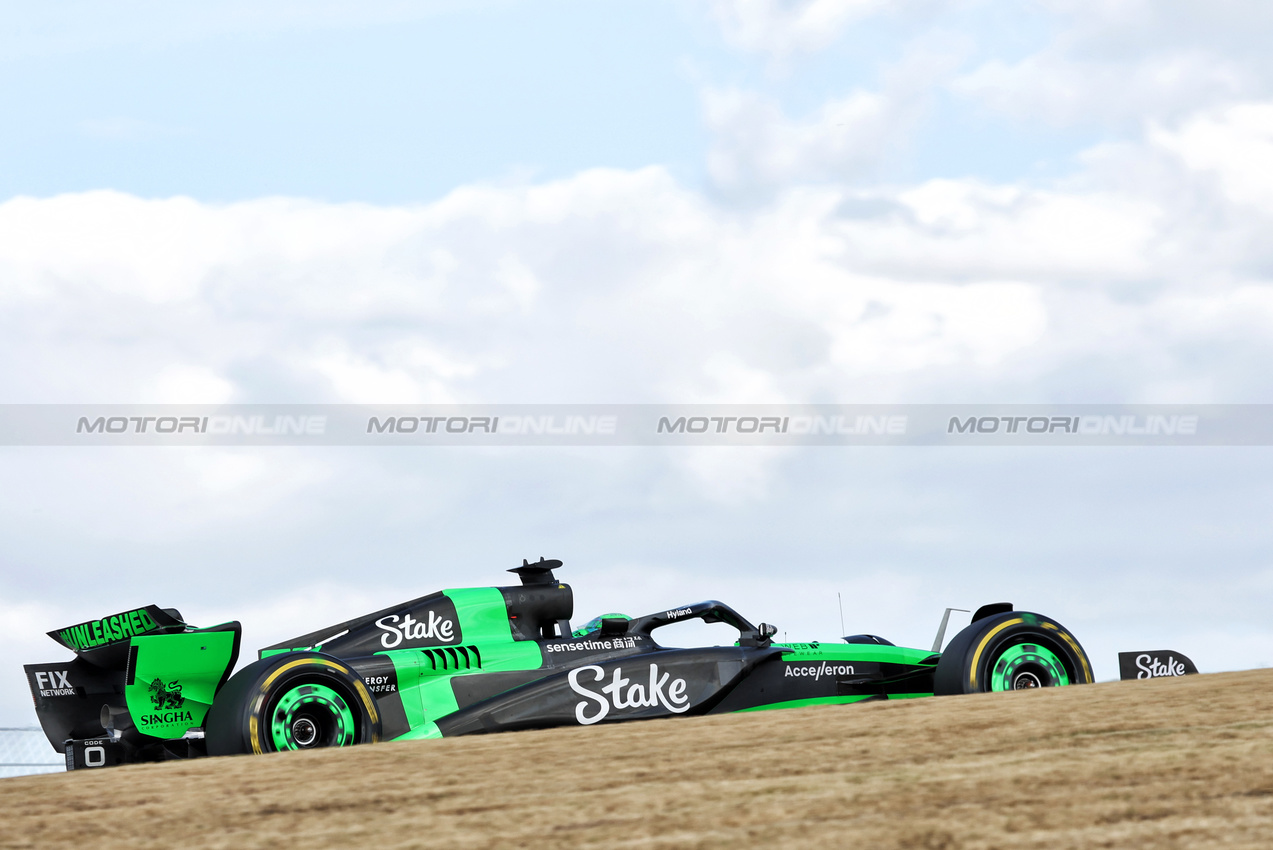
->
xmin=205 ymin=653 xmax=381 ymax=756
xmin=933 ymin=611 xmax=1094 ymax=695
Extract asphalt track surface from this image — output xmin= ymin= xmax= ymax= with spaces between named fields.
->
xmin=1 ymin=668 xmax=1270 ymax=849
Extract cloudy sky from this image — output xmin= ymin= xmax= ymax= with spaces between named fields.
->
xmin=3 ymin=0 xmax=1273 ymax=723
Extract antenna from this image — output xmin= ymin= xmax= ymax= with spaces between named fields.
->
xmin=838 ymin=592 xmax=845 ymax=637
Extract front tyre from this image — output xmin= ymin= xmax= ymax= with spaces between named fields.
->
xmin=933 ymin=611 xmax=1093 ymax=696
xmin=205 ymin=653 xmax=381 ymax=756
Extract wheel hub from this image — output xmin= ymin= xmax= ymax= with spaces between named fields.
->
xmin=1012 ymin=670 xmax=1042 ymax=689
xmin=292 ymin=717 xmax=319 ymax=747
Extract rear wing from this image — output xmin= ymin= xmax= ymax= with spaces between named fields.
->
xmin=26 ymin=609 xmax=241 ymax=761
xmin=46 ymin=605 xmax=186 ymax=669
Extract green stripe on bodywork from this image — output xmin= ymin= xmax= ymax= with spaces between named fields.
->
xmin=445 ymin=587 xmax=520 ymax=641
xmin=735 ymin=692 xmax=932 ymax=713
xmin=735 ymin=695 xmax=876 ymax=712
xmin=383 ymin=587 xmax=545 ymax=734
xmin=394 ymin=720 xmax=443 ymax=741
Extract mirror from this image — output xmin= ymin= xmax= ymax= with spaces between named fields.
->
xmin=599 ymin=617 xmax=629 ymax=637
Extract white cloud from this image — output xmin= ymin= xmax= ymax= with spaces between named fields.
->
xmin=824 ymin=279 xmax=1048 ymax=373
xmin=704 ymin=87 xmax=908 ymax=193
xmin=706 ymin=0 xmax=887 ymax=57
xmin=953 ymin=50 xmax=1247 ymax=129
xmin=0 ymin=449 xmax=334 ymax=546
xmin=0 ymin=598 xmax=71 ymax=727
xmin=0 ymin=192 xmax=234 ymax=303
xmin=870 ymin=180 xmax=1163 ymax=281
xmin=951 ymin=1 xmax=1273 ymax=130
xmin=680 ymin=446 xmax=790 ymax=505
xmin=152 ymin=364 xmax=235 ymax=404
xmin=309 ymin=339 xmax=475 ymax=404
xmin=3 ymin=119 xmax=1272 ymax=413
xmin=1150 ymin=103 xmax=1273 ymax=210
xmin=703 ymin=39 xmax=965 ymax=196
xmin=0 ymin=168 xmax=1090 ymax=409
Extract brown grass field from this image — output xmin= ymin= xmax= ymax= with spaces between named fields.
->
xmin=2 ymin=668 xmax=1271 ymax=849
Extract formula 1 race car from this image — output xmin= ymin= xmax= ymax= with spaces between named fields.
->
xmin=25 ymin=559 xmax=1093 ymax=770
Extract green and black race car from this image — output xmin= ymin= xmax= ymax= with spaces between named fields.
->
xmin=25 ymin=558 xmax=1093 ymax=770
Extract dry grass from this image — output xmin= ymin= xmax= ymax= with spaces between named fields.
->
xmin=2 ymin=668 xmax=1271 ymax=849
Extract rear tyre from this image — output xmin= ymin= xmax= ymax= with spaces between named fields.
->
xmin=205 ymin=653 xmax=381 ymax=756
xmin=933 ymin=611 xmax=1093 ymax=696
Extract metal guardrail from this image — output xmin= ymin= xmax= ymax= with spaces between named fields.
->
xmin=0 ymin=727 xmax=64 ymax=778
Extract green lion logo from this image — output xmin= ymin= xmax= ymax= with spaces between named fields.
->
xmin=147 ymin=677 xmax=184 ymax=710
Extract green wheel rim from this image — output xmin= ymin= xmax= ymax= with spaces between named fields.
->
xmin=989 ymin=642 xmax=1070 ymax=691
xmin=269 ymin=683 xmax=356 ymax=751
